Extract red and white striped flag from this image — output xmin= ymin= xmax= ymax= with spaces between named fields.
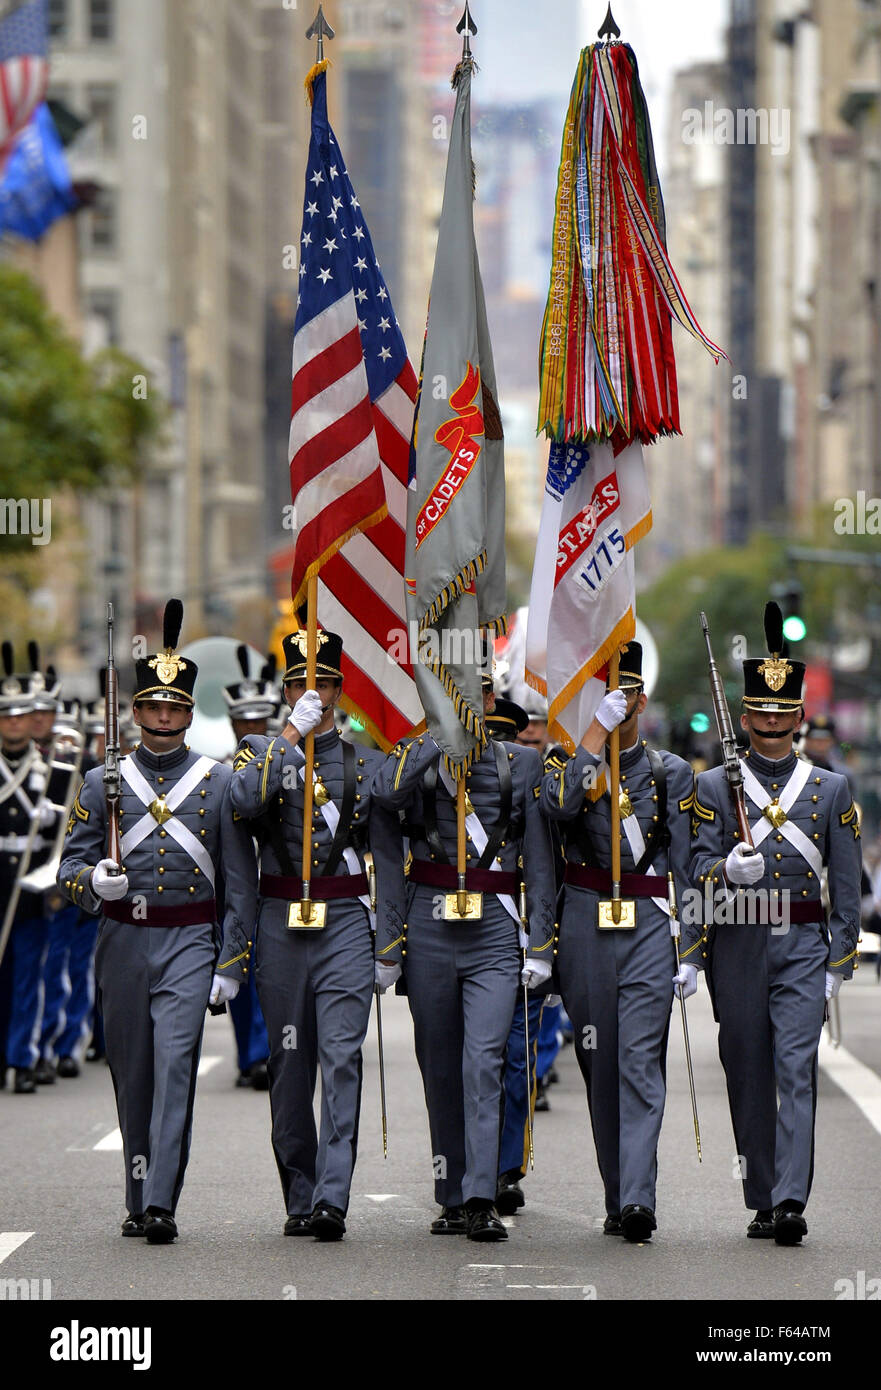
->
xmin=289 ymin=63 xmax=421 ymax=749
xmin=0 ymin=0 xmax=48 ymax=177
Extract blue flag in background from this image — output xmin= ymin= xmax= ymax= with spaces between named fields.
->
xmin=0 ymin=102 xmax=77 ymax=241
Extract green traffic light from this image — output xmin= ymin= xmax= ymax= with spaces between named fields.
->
xmin=690 ymin=712 xmax=711 ymax=734
xmin=782 ymin=615 xmax=806 ymax=642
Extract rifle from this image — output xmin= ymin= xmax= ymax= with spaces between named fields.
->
xmin=699 ymin=613 xmax=753 ymax=848
xmin=104 ymin=604 xmax=122 ymax=871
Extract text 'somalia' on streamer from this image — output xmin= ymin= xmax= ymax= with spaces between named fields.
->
xmin=406 ymin=56 xmax=506 ymax=775
xmin=288 ymin=62 xmax=422 ymax=750
xmin=528 ymin=42 xmax=725 ymax=766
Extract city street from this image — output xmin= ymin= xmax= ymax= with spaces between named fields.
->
xmin=3 ymin=966 xmax=880 ymax=1306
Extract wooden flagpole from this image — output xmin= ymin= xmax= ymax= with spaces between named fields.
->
xmin=300 ymin=573 xmax=319 ymax=922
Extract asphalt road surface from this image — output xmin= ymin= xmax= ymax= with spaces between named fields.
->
xmin=3 ymin=963 xmax=881 ymax=1312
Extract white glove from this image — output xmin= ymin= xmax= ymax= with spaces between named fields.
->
xmin=673 ymin=963 xmax=698 ymax=1001
xmin=291 ymin=690 xmax=324 ymax=738
xmin=38 ymin=801 xmax=56 ymax=829
xmin=595 ymin=690 xmax=628 ymax=732
xmin=374 ymin=961 xmax=402 ymax=992
xmin=209 ymin=973 xmax=239 ymax=1006
xmin=825 ymin=971 xmax=843 ymax=1001
xmin=725 ymin=842 xmax=765 ymax=885
xmin=521 ymin=958 xmax=553 ymax=990
xmin=91 ymin=858 xmax=129 ymax=901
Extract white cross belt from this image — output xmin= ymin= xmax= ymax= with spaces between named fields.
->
xmin=740 ymin=758 xmax=823 ymax=877
xmin=120 ymin=754 xmax=217 ymax=886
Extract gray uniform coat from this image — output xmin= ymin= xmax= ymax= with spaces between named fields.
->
xmin=685 ymin=747 xmax=861 ymax=1210
xmin=540 ymin=738 xmax=693 ymax=1217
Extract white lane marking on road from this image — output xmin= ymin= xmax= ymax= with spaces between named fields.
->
xmin=819 ymin=1032 xmax=881 ymax=1138
xmin=197 ymin=1054 xmax=221 ymax=1077
xmin=0 ymin=1233 xmax=34 ymax=1264
xmin=93 ymin=1127 xmax=122 ymax=1150
xmin=364 ymin=1194 xmax=398 ymax=1202
xmin=67 ymin=1122 xmax=118 ymax=1152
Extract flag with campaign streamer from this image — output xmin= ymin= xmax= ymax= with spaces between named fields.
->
xmin=528 ymin=41 xmax=723 ymax=761
xmin=406 ymin=55 xmax=506 ymax=773
xmin=288 ymin=61 xmax=421 ymax=750
xmin=0 ymin=0 xmax=48 ymax=177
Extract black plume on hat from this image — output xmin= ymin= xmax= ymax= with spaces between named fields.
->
xmin=764 ymin=601 xmax=784 ymax=655
xmin=1 ymin=641 xmax=12 ymax=677
xmin=236 ymin=643 xmax=250 ymax=678
xmin=261 ymin=653 xmax=277 ymax=683
xmin=28 ymin=640 xmax=40 ymax=672
xmin=99 ymin=667 xmax=107 ymax=699
xmin=163 ymin=599 xmax=184 ymax=651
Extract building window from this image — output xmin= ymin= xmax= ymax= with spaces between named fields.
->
xmin=89 ymin=0 xmax=115 ymax=42
xmin=87 ymin=289 xmax=120 ymax=346
xmin=89 ymin=187 xmax=117 ymax=253
xmin=48 ymin=0 xmax=68 ymax=39
xmin=86 ymin=83 xmax=117 ymax=154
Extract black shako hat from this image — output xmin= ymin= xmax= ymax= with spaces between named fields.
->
xmin=28 ymin=642 xmax=62 ymax=711
xmin=742 ymin=602 xmax=805 ymax=711
xmin=606 ymin=641 xmax=643 ymax=691
xmin=485 ymin=698 xmax=529 ymax=741
xmin=803 ymin=712 xmax=836 ymax=740
xmin=223 ymin=645 xmax=281 ymax=720
xmin=0 ymin=641 xmax=34 ymax=716
xmin=133 ymin=600 xmax=197 ymax=706
xmin=282 ymin=628 xmax=343 ymax=683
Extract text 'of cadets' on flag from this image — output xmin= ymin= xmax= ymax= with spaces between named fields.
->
xmin=0 ymin=0 xmax=48 ymax=175
xmin=405 ymin=49 xmax=506 ymax=774
xmin=526 ymin=35 xmax=726 ymax=759
xmin=288 ymin=58 xmax=421 ymax=751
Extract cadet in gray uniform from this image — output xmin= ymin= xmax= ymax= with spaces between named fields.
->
xmin=58 ymin=601 xmax=257 ymax=1244
xmin=226 ymin=628 xmax=402 ymax=1241
xmin=540 ymin=643 xmax=693 ymax=1243
xmin=373 ymin=681 xmax=556 ymax=1242
xmin=682 ymin=602 xmax=862 ymax=1245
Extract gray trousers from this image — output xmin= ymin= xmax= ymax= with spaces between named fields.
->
xmin=405 ymin=893 xmax=520 ymax=1208
xmin=557 ymin=888 xmax=674 ymax=1215
xmin=706 ymin=920 xmax=827 ymax=1210
xmin=255 ymin=901 xmax=374 ymax=1216
xmin=95 ymin=920 xmax=215 ymax=1215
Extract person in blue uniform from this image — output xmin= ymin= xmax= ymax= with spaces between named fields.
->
xmin=540 ymin=643 xmax=694 ymax=1243
xmin=220 ymin=647 xmax=278 ymax=1090
xmin=681 ymin=602 xmax=862 ymax=1245
xmin=373 ymin=682 xmax=556 ymax=1242
xmin=226 ymin=628 xmax=403 ymax=1241
xmin=57 ymin=601 xmax=257 ymax=1243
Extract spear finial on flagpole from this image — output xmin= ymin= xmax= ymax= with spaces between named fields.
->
xmin=597 ymin=3 xmax=621 ymax=42
xmin=306 ymin=4 xmax=335 ymax=63
xmin=456 ymin=2 xmax=477 ymax=60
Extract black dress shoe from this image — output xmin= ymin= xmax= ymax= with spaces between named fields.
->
xmin=14 ymin=1068 xmax=37 ymax=1094
xmin=56 ymin=1056 xmax=79 ymax=1079
xmin=430 ymin=1205 xmax=468 ymax=1234
xmin=144 ymin=1208 xmax=178 ymax=1245
xmin=235 ymin=1069 xmax=253 ymax=1088
xmin=747 ymin=1209 xmax=775 ymax=1239
xmin=547 ymin=1067 xmax=559 ymax=1086
xmin=603 ymin=1213 xmax=622 ymax=1235
xmin=773 ymin=1203 xmax=807 ymax=1246
xmin=283 ymin=1214 xmax=313 ymax=1236
xmin=34 ymin=1058 xmax=56 ymax=1085
xmin=465 ymin=1201 xmax=508 ymax=1242
xmin=621 ymin=1204 xmax=657 ymax=1243
xmin=121 ymin=1213 xmax=146 ymax=1237
xmin=249 ymin=1061 xmax=270 ymax=1091
xmin=496 ymin=1171 xmax=525 ymax=1215
xmin=85 ymin=1045 xmax=105 ymax=1062
xmin=534 ymin=1079 xmax=550 ymax=1112
xmin=310 ymin=1204 xmax=346 ymax=1241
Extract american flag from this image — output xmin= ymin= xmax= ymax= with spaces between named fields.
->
xmin=289 ymin=66 xmax=421 ymax=749
xmin=0 ymin=0 xmax=48 ymax=176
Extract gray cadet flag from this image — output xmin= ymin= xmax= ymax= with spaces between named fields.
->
xmin=406 ymin=55 xmax=506 ymax=773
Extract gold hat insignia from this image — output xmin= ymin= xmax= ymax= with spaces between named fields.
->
xmin=292 ymin=629 xmax=328 ymax=657
xmin=149 ymin=652 xmax=188 ymax=686
xmin=757 ymin=656 xmax=791 ymax=693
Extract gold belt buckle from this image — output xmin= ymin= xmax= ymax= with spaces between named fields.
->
xmin=442 ymin=891 xmax=483 ymax=921
xmin=286 ymin=900 xmax=328 ymax=930
xmin=763 ymin=801 xmax=788 ymax=830
xmin=596 ymin=898 xmax=637 ymax=929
